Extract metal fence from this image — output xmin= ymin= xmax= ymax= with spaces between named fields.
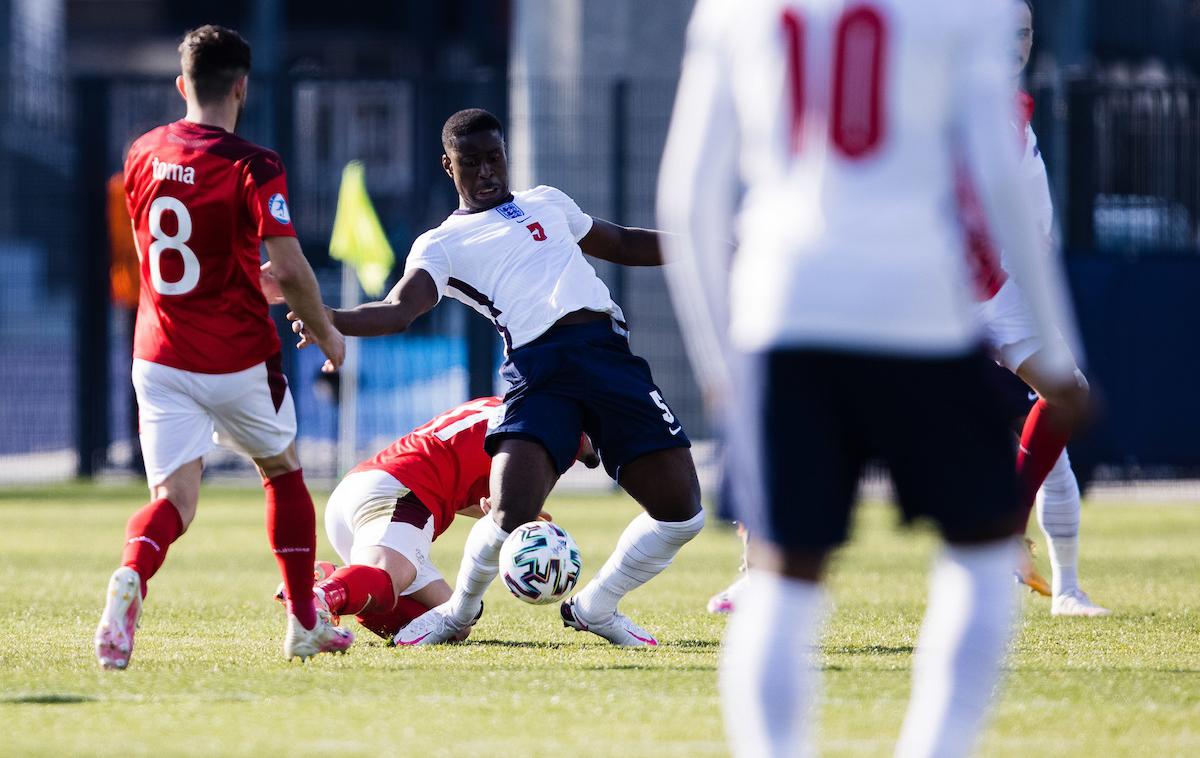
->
xmin=1038 ymin=78 xmax=1200 ymax=253
xmin=3 ymin=73 xmax=1200 ymax=485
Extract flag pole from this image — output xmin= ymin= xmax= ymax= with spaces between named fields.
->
xmin=337 ymin=263 xmax=361 ymax=477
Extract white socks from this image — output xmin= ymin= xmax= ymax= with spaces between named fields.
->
xmin=895 ymin=539 xmax=1020 ymax=758
xmin=446 ymin=514 xmax=509 ymax=624
xmin=1036 ymin=450 xmax=1081 ymax=597
xmin=720 ymin=571 xmax=825 ymax=758
xmin=573 ymin=510 xmax=705 ymax=622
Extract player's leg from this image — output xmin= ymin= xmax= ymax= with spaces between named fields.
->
xmin=1014 ymin=346 xmax=1090 ymax=531
xmin=708 ymin=523 xmax=750 ymax=614
xmin=252 ymin=443 xmax=351 ymax=658
xmin=209 ymin=357 xmax=351 ymax=658
xmin=563 ymin=446 xmax=703 ymax=646
xmin=395 ymin=436 xmax=561 ymax=645
xmin=96 ymin=360 xmax=214 ymax=670
xmin=318 ymin=479 xmax=443 ymax=634
xmin=719 ymin=350 xmax=854 ymax=758
xmin=557 ymin=336 xmax=703 ymax=644
xmin=1037 ymin=450 xmax=1109 ymax=616
xmin=123 ymin=459 xmax=202 ymax=597
xmin=985 ymin=357 xmax=1054 ymax=596
xmin=882 ymin=351 xmax=1023 ymax=758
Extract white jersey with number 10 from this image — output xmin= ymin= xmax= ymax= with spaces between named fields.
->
xmin=659 ymin=0 xmax=1079 ymax=388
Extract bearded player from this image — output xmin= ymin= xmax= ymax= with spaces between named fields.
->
xmin=94 ymin=25 xmax=352 ymax=669
xmin=277 ymin=396 xmax=599 ymax=641
xmin=969 ymin=0 xmax=1106 ymax=615
xmin=293 ymin=109 xmax=705 ymax=647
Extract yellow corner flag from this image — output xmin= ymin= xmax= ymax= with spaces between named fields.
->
xmin=329 ymin=160 xmax=395 ymax=297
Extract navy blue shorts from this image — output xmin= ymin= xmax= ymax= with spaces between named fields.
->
xmin=724 ymin=347 xmax=1019 ymax=550
xmin=986 ymin=357 xmax=1039 ymax=424
xmin=485 ymin=320 xmax=691 ymax=479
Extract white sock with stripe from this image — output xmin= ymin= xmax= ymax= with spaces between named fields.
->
xmin=573 ymin=510 xmax=705 ymax=622
xmin=446 ymin=515 xmax=509 ymax=624
xmin=1036 ymin=449 xmax=1081 ymax=597
xmin=895 ymin=538 xmax=1020 ymax=758
xmin=719 ymin=571 xmax=825 ymax=758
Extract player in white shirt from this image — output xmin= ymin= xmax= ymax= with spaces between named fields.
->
xmin=971 ymin=0 xmax=1106 ymax=616
xmin=292 ymin=109 xmax=704 ymax=647
xmin=658 ymin=0 xmax=1087 ymax=755
xmin=704 ymin=0 xmax=1107 ymax=620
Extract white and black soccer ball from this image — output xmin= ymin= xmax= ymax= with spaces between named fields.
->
xmin=499 ymin=520 xmax=582 ymax=605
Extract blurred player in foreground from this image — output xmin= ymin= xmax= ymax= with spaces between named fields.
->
xmin=291 ymin=109 xmax=704 ymax=647
xmin=659 ymin=0 xmax=1086 ymax=755
xmin=275 ymin=396 xmax=599 ymax=641
xmin=707 ymin=0 xmax=1106 ymax=619
xmin=968 ymin=0 xmax=1105 ymax=615
xmin=95 ymin=25 xmax=351 ymax=669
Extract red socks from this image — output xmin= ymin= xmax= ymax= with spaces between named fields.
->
xmin=355 ymin=595 xmax=430 ymax=640
xmin=317 ymin=565 xmax=396 ymax=616
xmin=264 ymin=469 xmax=318 ymax=629
xmin=121 ymin=498 xmax=183 ymax=598
xmin=1015 ymin=398 xmax=1073 ymax=532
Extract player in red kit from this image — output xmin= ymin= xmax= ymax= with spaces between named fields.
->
xmin=94 ymin=25 xmax=352 ymax=669
xmin=283 ymin=397 xmax=598 ymax=641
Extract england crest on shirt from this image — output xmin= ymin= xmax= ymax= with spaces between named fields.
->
xmin=495 ymin=201 xmax=525 ymax=220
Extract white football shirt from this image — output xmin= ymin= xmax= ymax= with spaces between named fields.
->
xmin=404 ymin=185 xmax=624 ymax=352
xmin=659 ymin=0 xmax=1080 ymax=396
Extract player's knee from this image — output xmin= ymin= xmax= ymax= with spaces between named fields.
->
xmin=254 ymin=444 xmax=301 ymax=480
xmin=651 ymin=507 xmax=706 ymax=543
xmin=1043 ymin=368 xmax=1089 ymax=407
xmin=493 ymin=501 xmax=543 ymax=532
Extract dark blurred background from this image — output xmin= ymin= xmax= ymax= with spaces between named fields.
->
xmin=0 ymin=0 xmax=1196 ymax=487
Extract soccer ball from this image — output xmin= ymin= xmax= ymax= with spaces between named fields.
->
xmin=499 ymin=521 xmax=583 ymax=605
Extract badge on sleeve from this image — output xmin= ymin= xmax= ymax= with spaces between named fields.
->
xmin=268 ymin=193 xmax=291 ymax=225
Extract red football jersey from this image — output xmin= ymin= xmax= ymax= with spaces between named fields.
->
xmin=353 ymin=397 xmax=503 ymax=538
xmin=959 ymin=92 xmax=1038 ymax=301
xmin=124 ymin=119 xmax=296 ymax=374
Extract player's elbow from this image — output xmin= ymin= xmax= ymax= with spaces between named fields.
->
xmin=266 ymin=255 xmax=309 ymax=290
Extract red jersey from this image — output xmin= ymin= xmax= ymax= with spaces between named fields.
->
xmin=124 ymin=120 xmax=296 ymax=374
xmin=353 ymin=397 xmax=502 ymax=538
xmin=960 ymin=91 xmax=1037 ymax=301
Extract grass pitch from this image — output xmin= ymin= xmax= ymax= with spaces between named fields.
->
xmin=0 ymin=483 xmax=1197 ymax=757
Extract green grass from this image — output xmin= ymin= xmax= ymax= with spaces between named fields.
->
xmin=0 ymin=483 xmax=1197 ymax=757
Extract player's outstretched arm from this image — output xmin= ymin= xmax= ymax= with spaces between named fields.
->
xmin=657 ymin=0 xmax=738 ymax=410
xmin=579 ymin=218 xmax=665 ymax=267
xmin=326 ymin=268 xmax=439 ymax=337
xmin=264 ymin=236 xmax=345 ymax=372
xmin=955 ymin=1 xmax=1081 ymax=389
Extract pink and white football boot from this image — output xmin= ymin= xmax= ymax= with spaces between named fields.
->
xmin=95 ymin=566 xmax=143 ymax=670
xmin=560 ymin=597 xmax=658 ymax=648
xmin=283 ymin=609 xmax=354 ymax=661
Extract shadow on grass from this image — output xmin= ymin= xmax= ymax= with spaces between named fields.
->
xmin=580 ymin=664 xmax=717 ymax=672
xmin=667 ymin=639 xmax=722 ymax=650
xmin=1 ymin=693 xmax=98 ymax=705
xmin=826 ymin=645 xmax=915 ymax=656
xmin=463 ymin=640 xmax=571 ymax=650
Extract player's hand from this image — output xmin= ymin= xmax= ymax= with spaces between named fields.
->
xmin=312 ymin=327 xmax=346 ymax=374
xmin=259 ymin=261 xmax=286 ymax=305
xmin=287 ymin=311 xmax=313 ymax=349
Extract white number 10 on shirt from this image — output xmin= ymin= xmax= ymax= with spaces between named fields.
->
xmin=783 ymin=4 xmax=887 ymax=158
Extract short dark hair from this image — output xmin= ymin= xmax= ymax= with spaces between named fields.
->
xmin=179 ymin=25 xmax=251 ymax=104
xmin=1021 ymin=0 xmax=1034 ymax=16
xmin=441 ymin=108 xmax=503 ymax=152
